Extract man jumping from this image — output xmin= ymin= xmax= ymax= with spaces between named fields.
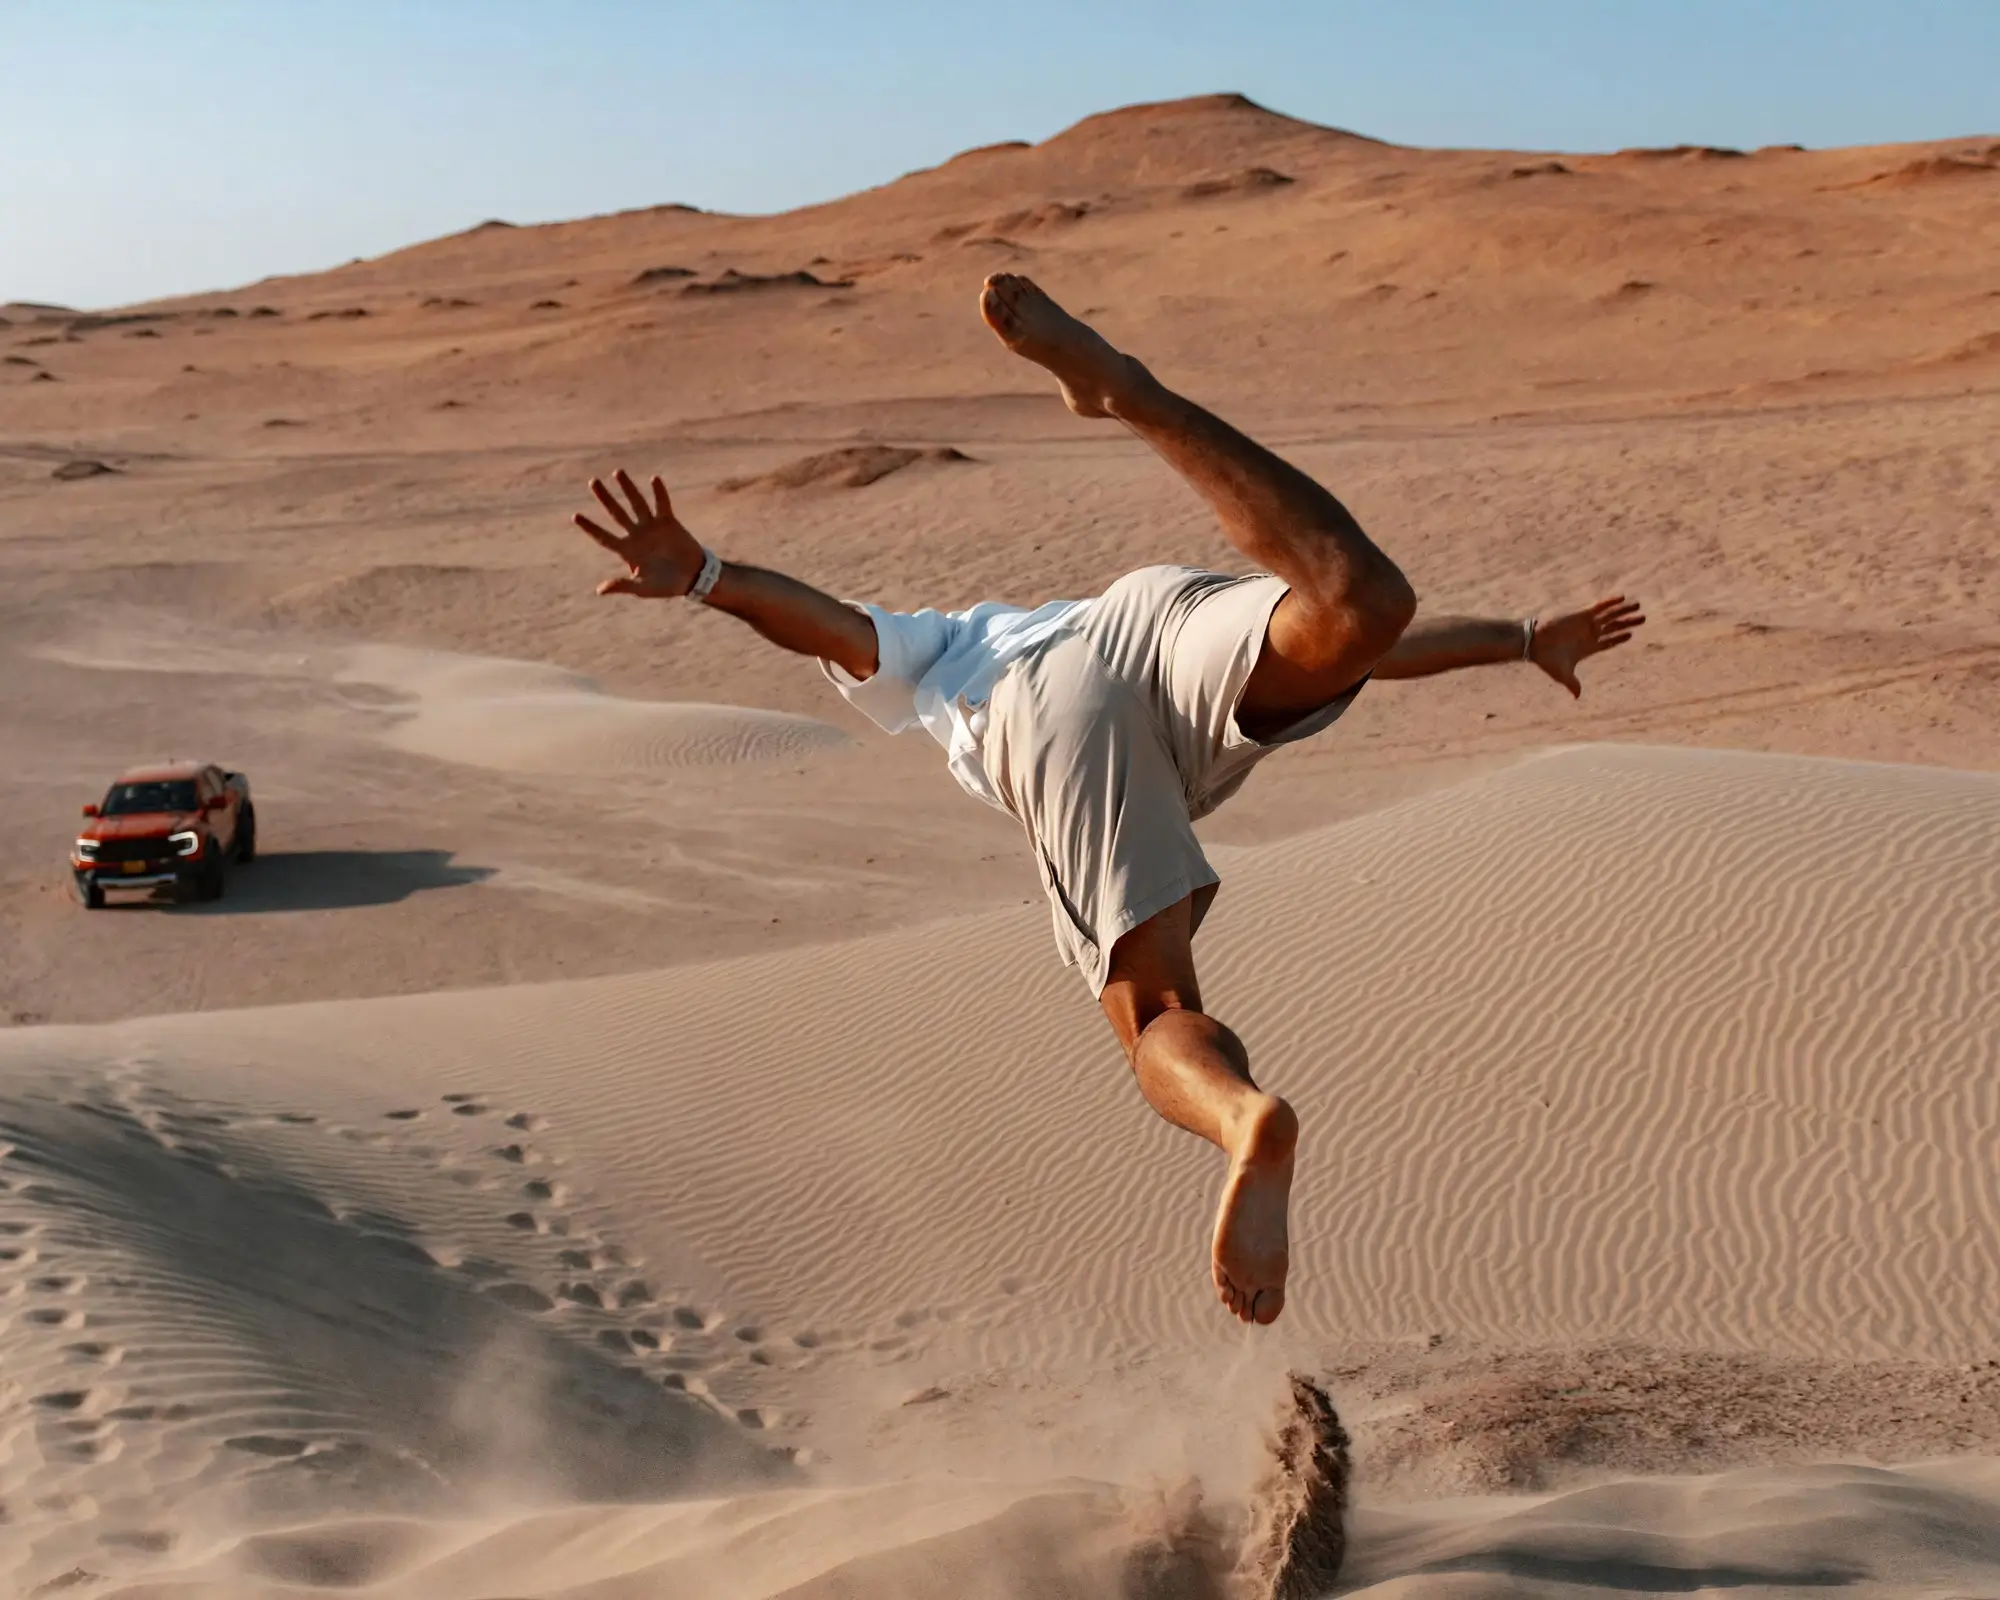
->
xmin=571 ymin=274 xmax=1644 ymax=1327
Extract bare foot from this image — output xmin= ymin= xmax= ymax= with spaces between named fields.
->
xmin=978 ymin=272 xmax=1150 ymax=419
xmin=1213 ymin=1095 xmax=1296 ymax=1325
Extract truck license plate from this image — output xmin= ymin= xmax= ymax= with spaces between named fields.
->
xmin=123 ymin=861 xmax=145 ymax=874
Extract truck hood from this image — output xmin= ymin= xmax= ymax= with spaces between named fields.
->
xmin=82 ymin=812 xmax=204 ymax=841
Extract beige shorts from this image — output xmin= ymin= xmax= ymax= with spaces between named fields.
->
xmin=982 ymin=565 xmax=1367 ymax=995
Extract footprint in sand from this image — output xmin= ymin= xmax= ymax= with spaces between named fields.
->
xmin=28 ymin=1307 xmax=87 ymax=1329
xmin=482 ymin=1282 xmax=555 ymax=1313
xmin=99 ymin=1530 xmax=175 ymax=1554
xmin=522 ymin=1178 xmax=565 ymax=1203
xmin=34 ymin=1389 xmax=94 ymax=1411
xmin=103 ymin=1401 xmax=193 ymax=1422
xmin=225 ymin=1435 xmax=310 ymax=1457
xmin=383 ymin=1109 xmax=424 ymax=1122
xmin=671 ymin=1305 xmax=707 ymax=1330
xmin=62 ymin=1341 xmax=119 ymax=1365
xmin=615 ymin=1280 xmax=654 ymax=1309
xmin=505 ymin=1112 xmax=545 ymax=1132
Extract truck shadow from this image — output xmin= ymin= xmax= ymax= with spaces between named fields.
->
xmin=137 ymin=849 xmax=494 ymax=913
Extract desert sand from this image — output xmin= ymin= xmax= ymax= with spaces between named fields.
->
xmin=2 ymin=93 xmax=1998 ymax=1595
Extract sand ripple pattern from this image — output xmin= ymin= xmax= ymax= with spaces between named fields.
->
xmin=5 ymin=746 xmax=1990 ymax=1378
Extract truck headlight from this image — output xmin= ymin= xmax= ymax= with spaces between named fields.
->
xmin=168 ymin=830 xmax=202 ymax=858
xmin=75 ymin=838 xmax=98 ymax=858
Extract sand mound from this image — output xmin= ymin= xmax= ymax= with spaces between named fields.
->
xmin=682 ymin=268 xmax=852 ymax=295
xmin=717 ymin=443 xmax=973 ymax=492
xmin=348 ymin=644 xmax=851 ymax=773
xmin=1856 ymin=153 xmax=1998 ymax=187
xmin=1921 ymin=329 xmax=2000 ymax=365
xmin=3 ymin=746 xmax=1997 ymax=1593
xmin=1181 ymin=166 xmax=1295 ymax=199
xmin=1605 ymin=143 xmax=1747 ymax=162
xmin=34 ymin=618 xmax=850 ymax=777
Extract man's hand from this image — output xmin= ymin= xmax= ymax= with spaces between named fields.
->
xmin=572 ymin=469 xmax=703 ymax=598
xmin=1529 ymin=596 xmax=1646 ymax=698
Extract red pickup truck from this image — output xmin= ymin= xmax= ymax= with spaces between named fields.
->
xmin=71 ymin=761 xmax=258 ymax=908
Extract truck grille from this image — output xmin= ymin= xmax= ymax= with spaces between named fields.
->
xmin=91 ymin=836 xmax=174 ymax=864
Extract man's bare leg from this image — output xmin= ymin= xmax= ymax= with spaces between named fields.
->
xmin=1101 ymin=896 xmax=1296 ymax=1325
xmin=979 ymin=272 xmax=1417 ymax=731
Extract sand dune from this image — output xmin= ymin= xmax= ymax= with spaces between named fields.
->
xmin=4 ymin=747 xmax=1998 ymax=1593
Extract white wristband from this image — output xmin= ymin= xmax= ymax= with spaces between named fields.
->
xmin=687 ymin=546 xmax=723 ymax=603
xmin=1522 ymin=616 xmax=1538 ymax=660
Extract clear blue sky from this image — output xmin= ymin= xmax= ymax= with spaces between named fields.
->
xmin=4 ymin=0 xmax=1994 ymax=309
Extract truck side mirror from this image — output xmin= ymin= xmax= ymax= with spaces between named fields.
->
xmin=81 ymin=803 xmax=99 ymax=818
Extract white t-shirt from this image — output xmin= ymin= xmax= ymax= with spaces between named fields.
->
xmin=821 ymin=598 xmax=1091 ymax=809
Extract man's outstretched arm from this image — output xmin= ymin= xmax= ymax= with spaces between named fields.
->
xmin=573 ymin=469 xmax=879 ymax=680
xmin=1373 ymin=596 xmax=1644 ymax=698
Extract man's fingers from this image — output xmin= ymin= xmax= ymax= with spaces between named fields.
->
xmin=614 ymin=468 xmax=652 ymax=524
xmin=573 ymin=513 xmax=627 ymax=555
xmin=651 ymin=475 xmax=674 ymax=521
xmin=597 ymin=575 xmax=642 ymax=596
xmin=590 ymin=477 xmax=637 ymax=532
xmin=1597 ymin=629 xmax=1635 ymax=650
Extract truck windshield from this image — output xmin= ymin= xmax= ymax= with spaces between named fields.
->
xmin=102 ymin=780 xmax=200 ymax=815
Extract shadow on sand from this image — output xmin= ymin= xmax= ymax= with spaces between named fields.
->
xmin=101 ymin=849 xmax=493 ymax=914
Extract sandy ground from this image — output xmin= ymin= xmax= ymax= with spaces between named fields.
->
xmin=2 ymin=94 xmax=1997 ymax=1595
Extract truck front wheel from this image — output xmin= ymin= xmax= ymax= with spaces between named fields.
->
xmin=75 ymin=874 xmax=104 ymax=910
xmin=185 ymin=845 xmax=225 ymax=904
xmin=236 ymin=804 xmax=257 ymax=863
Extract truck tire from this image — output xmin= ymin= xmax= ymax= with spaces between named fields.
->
xmin=236 ymin=804 xmax=257 ymax=863
xmin=75 ymin=875 xmax=104 ymax=910
xmin=189 ymin=844 xmax=226 ymax=904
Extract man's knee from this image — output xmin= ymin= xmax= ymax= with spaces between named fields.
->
xmin=1335 ymin=555 xmax=1417 ymax=662
xmin=1279 ymin=556 xmax=1416 ymax=680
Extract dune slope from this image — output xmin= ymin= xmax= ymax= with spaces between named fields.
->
xmin=3 ymin=746 xmax=1998 ymax=1594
